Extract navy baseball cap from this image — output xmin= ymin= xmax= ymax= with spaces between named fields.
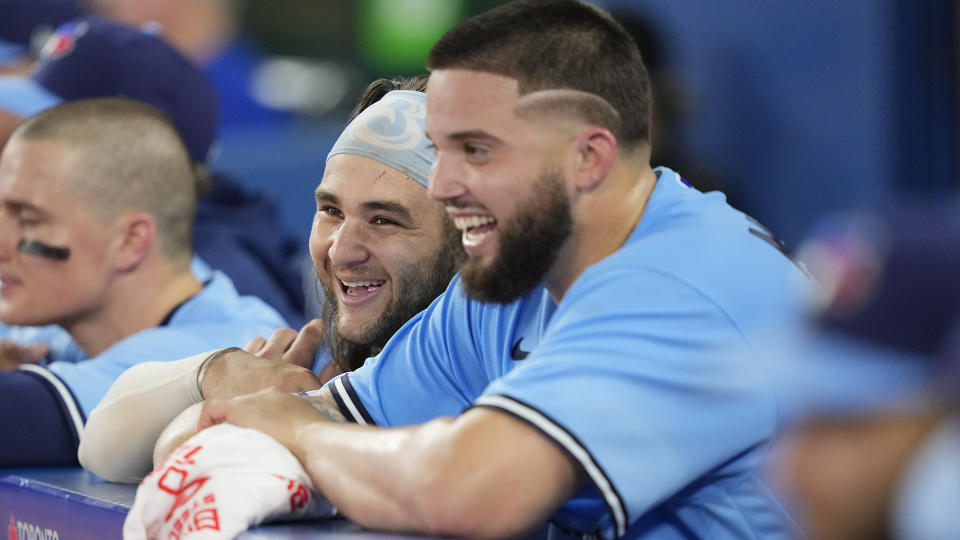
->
xmin=778 ymin=204 xmax=960 ymax=418
xmin=0 ymin=0 xmax=82 ymax=65
xmin=0 ymin=16 xmax=218 ymax=162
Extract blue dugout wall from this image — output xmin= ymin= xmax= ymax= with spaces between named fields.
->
xmin=214 ymin=0 xmax=958 ymax=247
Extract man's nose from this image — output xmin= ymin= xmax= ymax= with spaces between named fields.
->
xmin=427 ymin=152 xmax=468 ymax=203
xmin=327 ymin=219 xmax=370 ymax=268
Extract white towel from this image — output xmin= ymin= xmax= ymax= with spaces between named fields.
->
xmin=124 ymin=424 xmax=336 ymax=539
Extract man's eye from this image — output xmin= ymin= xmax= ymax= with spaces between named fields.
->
xmin=372 ymin=217 xmax=399 ymax=226
xmin=464 ymin=143 xmax=488 ymax=159
xmin=319 ymin=206 xmax=342 ymax=218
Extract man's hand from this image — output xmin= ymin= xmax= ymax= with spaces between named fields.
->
xmin=200 ymin=319 xmax=326 ymax=399
xmin=198 ymin=389 xmax=328 ymax=455
xmin=243 ymin=318 xmax=327 ymax=368
xmin=0 ymin=340 xmax=49 ymax=371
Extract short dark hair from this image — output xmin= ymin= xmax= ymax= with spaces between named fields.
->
xmin=349 ymin=74 xmax=429 ymax=120
xmin=427 ymin=0 xmax=652 ymax=150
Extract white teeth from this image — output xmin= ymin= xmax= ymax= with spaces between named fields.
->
xmin=452 ymin=215 xmax=496 ymax=231
xmin=341 ymin=280 xmax=385 ymax=287
xmin=463 ymin=228 xmax=492 ymax=247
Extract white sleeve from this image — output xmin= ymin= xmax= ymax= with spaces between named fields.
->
xmin=78 ymin=350 xmax=211 ymax=483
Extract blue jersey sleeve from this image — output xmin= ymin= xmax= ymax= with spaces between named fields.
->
xmin=328 ymin=275 xmax=503 ymax=426
xmin=477 ymin=267 xmax=781 ymax=538
xmin=0 ymin=366 xmax=85 ymax=466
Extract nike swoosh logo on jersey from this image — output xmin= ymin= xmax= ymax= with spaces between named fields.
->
xmin=511 ymin=338 xmax=530 ymax=360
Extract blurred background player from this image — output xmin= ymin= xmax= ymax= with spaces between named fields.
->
xmin=0 ymin=98 xmax=286 ymax=466
xmin=87 ymin=0 xmax=291 ymax=131
xmin=770 ymin=204 xmax=960 ymax=540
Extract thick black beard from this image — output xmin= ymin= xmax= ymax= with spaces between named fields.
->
xmin=460 ymin=166 xmax=573 ymax=304
xmin=318 ymin=219 xmax=464 ymax=372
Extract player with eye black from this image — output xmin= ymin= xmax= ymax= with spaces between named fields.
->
xmin=0 ymin=98 xmax=286 ymax=467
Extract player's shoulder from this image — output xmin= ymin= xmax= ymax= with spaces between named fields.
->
xmin=177 ymin=270 xmax=288 ymax=329
xmin=568 ymin=168 xmax=808 ymax=320
xmin=612 ymin=167 xmax=801 ymax=279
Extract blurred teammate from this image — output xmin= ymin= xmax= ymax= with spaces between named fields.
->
xmin=80 ymin=76 xmax=464 ymax=481
xmin=90 ymin=0 xmax=289 ymax=130
xmin=178 ymin=1 xmax=810 ymax=537
xmin=0 ymin=98 xmax=285 ymax=466
xmin=771 ymin=205 xmax=960 ymax=540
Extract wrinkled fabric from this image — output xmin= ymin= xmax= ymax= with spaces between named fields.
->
xmin=125 ymin=424 xmax=335 ymax=539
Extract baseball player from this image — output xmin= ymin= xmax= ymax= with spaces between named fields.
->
xmin=0 ymin=98 xmax=287 ymax=467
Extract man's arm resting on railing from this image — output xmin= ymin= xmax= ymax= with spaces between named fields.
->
xmin=198 ymin=389 xmax=583 ymax=538
xmin=80 ymin=344 xmax=323 ymax=483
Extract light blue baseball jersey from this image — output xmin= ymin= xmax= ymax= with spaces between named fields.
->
xmin=46 ymin=269 xmax=287 ymax=417
xmin=328 ymin=167 xmax=810 ymax=539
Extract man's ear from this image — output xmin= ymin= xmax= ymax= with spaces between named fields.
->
xmin=572 ymin=127 xmax=618 ymax=192
xmin=112 ymin=213 xmax=156 ymax=272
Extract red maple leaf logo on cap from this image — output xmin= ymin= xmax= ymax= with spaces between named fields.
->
xmin=46 ymin=35 xmax=73 ymax=58
xmin=38 ymin=21 xmax=89 ymax=62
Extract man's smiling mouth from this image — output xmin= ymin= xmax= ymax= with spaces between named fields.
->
xmin=340 ymin=279 xmax=385 ymax=297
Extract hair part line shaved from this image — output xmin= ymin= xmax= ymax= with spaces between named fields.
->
xmin=515 ymin=89 xmax=623 ymax=137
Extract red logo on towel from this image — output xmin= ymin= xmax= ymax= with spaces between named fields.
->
xmin=162 ymin=476 xmax=210 ymax=523
xmin=274 ymin=475 xmax=311 ymax=512
xmin=288 ymin=479 xmax=310 ymax=511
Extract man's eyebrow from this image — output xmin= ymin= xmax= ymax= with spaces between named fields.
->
xmin=2 ymin=200 xmax=47 ymax=215
xmin=315 ymin=189 xmax=414 ymax=222
xmin=447 ymin=130 xmax=503 ymax=145
xmin=361 ymin=201 xmax=413 ymax=222
xmin=315 ymin=188 xmax=339 ymax=205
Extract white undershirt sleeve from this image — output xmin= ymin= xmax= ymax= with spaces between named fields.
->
xmin=78 ymin=350 xmax=212 ymax=483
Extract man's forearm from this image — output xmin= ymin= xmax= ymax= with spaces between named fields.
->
xmin=302 ymin=390 xmax=348 ymax=423
xmin=292 ymin=418 xmax=452 ymax=535
xmin=196 ymin=389 xmax=580 ymax=538
xmin=290 ymin=408 xmax=580 ymax=538
xmin=79 ymin=351 xmax=210 ymax=482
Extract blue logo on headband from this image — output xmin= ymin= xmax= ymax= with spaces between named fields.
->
xmin=327 ymin=90 xmax=434 ymax=188
xmin=350 ymin=93 xmax=426 ymax=151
